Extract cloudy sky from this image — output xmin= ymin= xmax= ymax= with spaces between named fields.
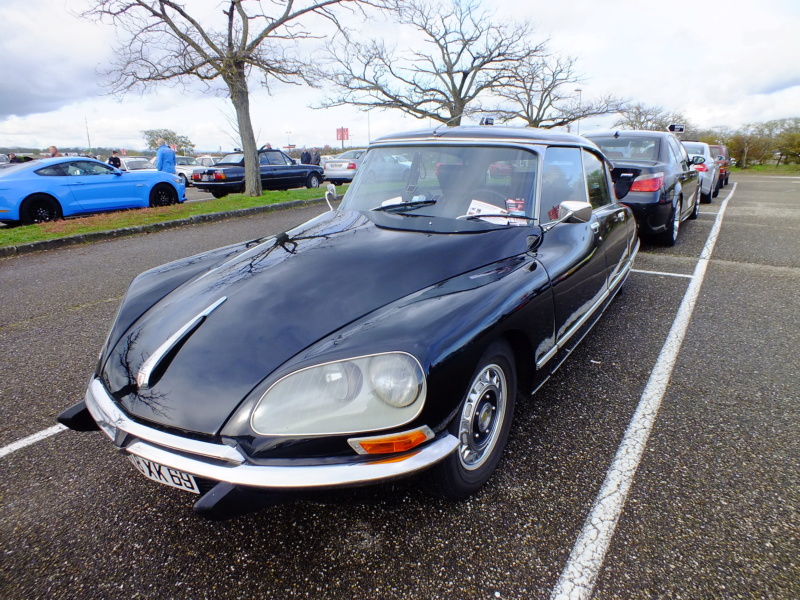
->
xmin=1 ymin=0 xmax=798 ymax=153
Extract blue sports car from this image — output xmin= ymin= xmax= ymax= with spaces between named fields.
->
xmin=0 ymin=156 xmax=186 ymax=225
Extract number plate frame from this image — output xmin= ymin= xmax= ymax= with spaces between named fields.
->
xmin=128 ymin=455 xmax=201 ymax=494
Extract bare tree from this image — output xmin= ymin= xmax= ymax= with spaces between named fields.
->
xmin=493 ymin=54 xmax=628 ymax=129
xmin=613 ymin=102 xmax=696 ymax=133
xmin=83 ymin=0 xmax=386 ymax=196
xmin=318 ymin=0 xmax=544 ymax=126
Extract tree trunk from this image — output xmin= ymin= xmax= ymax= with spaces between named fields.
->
xmin=227 ymin=69 xmax=262 ymax=197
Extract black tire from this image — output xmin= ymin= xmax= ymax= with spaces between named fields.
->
xmin=700 ymin=189 xmax=712 ymax=204
xmin=211 ymin=190 xmax=228 ymax=199
xmin=149 ymin=183 xmax=178 ymax=207
xmin=689 ymin=193 xmax=700 ymax=220
xmin=423 ymin=341 xmax=517 ymax=499
xmin=712 ymin=179 xmax=720 ymax=198
xmin=306 ymin=173 xmax=321 ymax=189
xmin=180 ymin=173 xmax=191 ymax=188
xmin=20 ymin=194 xmax=62 ymax=225
xmin=659 ymin=199 xmax=681 ymax=246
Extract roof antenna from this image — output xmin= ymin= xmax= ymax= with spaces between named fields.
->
xmin=432 ymin=113 xmax=465 ymax=137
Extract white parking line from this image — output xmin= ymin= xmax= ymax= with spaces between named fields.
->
xmin=551 ymin=183 xmax=737 ymax=600
xmin=0 ymin=424 xmax=67 ymax=459
xmin=632 ymin=269 xmax=694 ymax=279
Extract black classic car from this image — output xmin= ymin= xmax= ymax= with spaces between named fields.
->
xmin=584 ymin=130 xmax=702 ymax=246
xmin=192 ymin=147 xmax=324 ymax=197
xmin=58 ymin=126 xmax=639 ymax=518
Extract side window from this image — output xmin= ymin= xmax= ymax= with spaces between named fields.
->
xmin=35 ymin=164 xmax=68 ymax=176
xmin=582 ymin=151 xmax=612 ymax=209
xmin=667 ymin=137 xmax=687 ymax=166
xmin=258 ymin=152 xmax=271 ymax=166
xmin=67 ymin=161 xmax=113 ymax=176
xmin=540 ymin=147 xmax=588 ymax=222
xmin=267 ymin=151 xmax=291 ymax=166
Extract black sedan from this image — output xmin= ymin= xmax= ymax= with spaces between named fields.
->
xmin=584 ymin=130 xmax=702 ymax=245
xmin=59 ymin=126 xmax=639 ymax=519
xmin=192 ymin=147 xmax=324 ymax=198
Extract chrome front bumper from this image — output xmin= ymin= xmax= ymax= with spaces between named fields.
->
xmin=84 ymin=378 xmax=458 ymax=489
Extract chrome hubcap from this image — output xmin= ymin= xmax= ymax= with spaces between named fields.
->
xmin=458 ymin=364 xmax=506 ymax=471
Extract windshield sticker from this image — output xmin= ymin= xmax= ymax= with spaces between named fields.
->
xmin=466 ymin=200 xmax=526 ymax=226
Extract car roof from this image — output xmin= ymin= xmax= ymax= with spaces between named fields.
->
xmin=372 ymin=126 xmax=596 ymax=149
xmin=584 ymin=130 xmax=676 ymax=139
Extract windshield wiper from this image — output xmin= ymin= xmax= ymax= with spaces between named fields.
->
xmin=371 ymin=199 xmax=437 ymax=213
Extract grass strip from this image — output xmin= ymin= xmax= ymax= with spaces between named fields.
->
xmin=0 ymin=187 xmax=344 ymax=249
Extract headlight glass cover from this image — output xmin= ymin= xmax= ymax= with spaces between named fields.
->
xmin=250 ymin=352 xmax=426 ymax=436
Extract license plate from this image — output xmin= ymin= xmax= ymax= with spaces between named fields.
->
xmin=201 ymin=174 xmax=210 ymax=181
xmin=327 ymin=162 xmax=345 ymax=169
xmin=128 ymin=455 xmax=200 ymax=494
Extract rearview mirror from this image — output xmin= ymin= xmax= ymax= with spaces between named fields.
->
xmin=691 ymin=155 xmax=705 ymax=165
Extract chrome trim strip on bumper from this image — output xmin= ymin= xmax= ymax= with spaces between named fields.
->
xmin=536 ymin=238 xmax=639 ymax=370
xmin=85 ymin=378 xmax=459 ymax=489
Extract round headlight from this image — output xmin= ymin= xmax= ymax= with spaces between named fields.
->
xmin=369 ymin=354 xmax=424 ymax=407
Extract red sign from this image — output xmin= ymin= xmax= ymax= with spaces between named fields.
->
xmin=336 ymin=127 xmax=349 ymax=141
xmin=121 ymin=148 xmax=127 ymax=155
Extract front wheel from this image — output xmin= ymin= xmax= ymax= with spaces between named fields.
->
xmin=20 ymin=194 xmax=62 ymax=225
xmin=306 ymin=173 xmax=321 ymax=189
xmin=688 ymin=193 xmax=700 ymax=220
xmin=149 ymin=183 xmax=178 ymax=207
xmin=422 ymin=341 xmax=517 ymax=499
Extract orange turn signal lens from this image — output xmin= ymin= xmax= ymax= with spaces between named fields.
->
xmin=348 ymin=426 xmax=434 ymax=455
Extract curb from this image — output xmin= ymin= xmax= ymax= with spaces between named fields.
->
xmin=0 ymin=197 xmax=330 ymax=259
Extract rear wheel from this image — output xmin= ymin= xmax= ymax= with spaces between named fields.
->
xmin=149 ymin=183 xmax=178 ymax=207
xmin=20 ymin=194 xmax=62 ymax=225
xmin=659 ymin=199 xmax=681 ymax=246
xmin=689 ymin=193 xmax=700 ymax=220
xmin=423 ymin=341 xmax=517 ymax=499
xmin=211 ymin=190 xmax=228 ymax=199
xmin=712 ymin=178 xmax=720 ymax=198
xmin=306 ymin=173 xmax=321 ymax=189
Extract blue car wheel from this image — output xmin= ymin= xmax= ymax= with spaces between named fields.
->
xmin=149 ymin=184 xmax=178 ymax=207
xmin=20 ymin=194 xmax=62 ymax=225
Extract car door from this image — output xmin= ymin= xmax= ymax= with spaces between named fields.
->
xmin=667 ymin=135 xmax=699 ymax=216
xmin=264 ymin=150 xmax=305 ymax=188
xmin=582 ymin=149 xmax=631 ymax=290
xmin=65 ymin=160 xmax=141 ymax=211
xmin=534 ymin=146 xmax=610 ymax=370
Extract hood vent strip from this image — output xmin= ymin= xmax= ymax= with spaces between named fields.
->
xmin=136 ymin=297 xmax=227 ymax=391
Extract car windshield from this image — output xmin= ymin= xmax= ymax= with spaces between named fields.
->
xmin=177 ymin=156 xmax=199 ymax=166
xmin=216 ymin=153 xmax=244 ymax=165
xmin=125 ymin=159 xmax=155 ymax=170
xmin=682 ymin=142 xmax=705 ymax=155
xmin=339 ymin=145 xmax=538 ymax=224
xmin=590 ymin=136 xmax=661 ymax=161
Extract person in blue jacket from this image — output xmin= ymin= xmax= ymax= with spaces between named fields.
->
xmin=155 ymin=138 xmax=176 ymax=173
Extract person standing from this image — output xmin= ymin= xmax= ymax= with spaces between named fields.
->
xmin=155 ymin=138 xmax=176 ymax=173
xmin=108 ymin=150 xmax=122 ymax=168
xmin=310 ymin=148 xmax=321 ymax=166
xmin=301 ymin=148 xmax=311 ymax=164
xmin=48 ymin=146 xmax=62 ymax=157
xmin=8 ymin=153 xmax=21 ymax=163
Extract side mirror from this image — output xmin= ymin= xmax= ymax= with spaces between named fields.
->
xmin=691 ymin=155 xmax=705 ymax=165
xmin=558 ymin=201 xmax=593 ymax=224
xmin=324 ymin=183 xmax=337 ymax=210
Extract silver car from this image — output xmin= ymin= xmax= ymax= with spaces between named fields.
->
xmin=681 ymin=141 xmax=720 ymax=203
xmin=119 ymin=156 xmax=158 ymax=172
xmin=323 ymin=149 xmax=366 ymax=185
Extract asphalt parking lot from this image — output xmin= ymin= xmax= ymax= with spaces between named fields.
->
xmin=0 ymin=173 xmax=797 ymax=599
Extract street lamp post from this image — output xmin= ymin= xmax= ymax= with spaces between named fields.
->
xmin=574 ymin=88 xmax=583 ymax=135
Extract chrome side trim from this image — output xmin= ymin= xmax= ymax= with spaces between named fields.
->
xmin=136 ymin=297 xmax=226 ymax=390
xmin=85 ymin=378 xmax=458 ymax=488
xmin=535 ymin=238 xmax=638 ymax=370
xmin=85 ymin=378 xmax=245 ymax=464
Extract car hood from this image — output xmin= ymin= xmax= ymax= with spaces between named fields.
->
xmin=101 ymin=210 xmax=535 ymax=435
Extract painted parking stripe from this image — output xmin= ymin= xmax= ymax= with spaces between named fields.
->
xmin=632 ymin=269 xmax=694 ymax=279
xmin=551 ymin=183 xmax=737 ymax=600
xmin=0 ymin=424 xmax=67 ymax=459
